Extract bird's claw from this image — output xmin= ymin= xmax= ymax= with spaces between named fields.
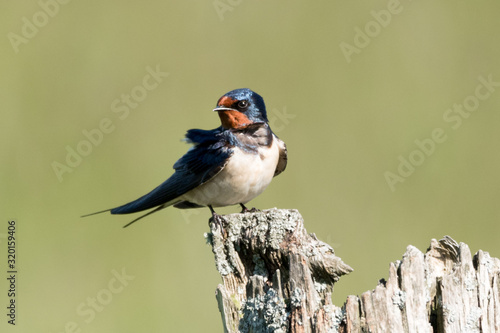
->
xmin=210 ymin=212 xmax=224 ymax=227
xmin=239 ymin=203 xmax=260 ymax=213
xmin=208 ymin=206 xmax=227 ymax=235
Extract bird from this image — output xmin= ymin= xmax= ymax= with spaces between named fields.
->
xmin=83 ymin=88 xmax=287 ymax=228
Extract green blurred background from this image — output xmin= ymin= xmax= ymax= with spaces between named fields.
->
xmin=2 ymin=0 xmax=500 ymax=332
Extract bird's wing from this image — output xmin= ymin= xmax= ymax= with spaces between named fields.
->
xmin=108 ymin=129 xmax=232 ymax=215
xmin=274 ymin=135 xmax=287 ymax=176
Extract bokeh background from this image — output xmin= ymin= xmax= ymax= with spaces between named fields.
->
xmin=2 ymin=1 xmax=500 ymax=332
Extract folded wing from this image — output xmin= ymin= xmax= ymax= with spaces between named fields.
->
xmin=110 ymin=129 xmax=232 ymax=215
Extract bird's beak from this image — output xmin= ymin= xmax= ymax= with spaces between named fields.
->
xmin=213 ymin=106 xmax=234 ymax=112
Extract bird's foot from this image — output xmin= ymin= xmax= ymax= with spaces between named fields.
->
xmin=210 ymin=211 xmax=225 ymax=227
xmin=208 ymin=205 xmax=226 ymax=232
xmin=239 ymin=203 xmax=260 ymax=213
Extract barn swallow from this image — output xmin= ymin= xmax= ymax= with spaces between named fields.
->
xmin=83 ymin=88 xmax=287 ymax=228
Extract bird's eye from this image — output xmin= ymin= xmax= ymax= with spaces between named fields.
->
xmin=237 ymin=100 xmax=249 ymax=110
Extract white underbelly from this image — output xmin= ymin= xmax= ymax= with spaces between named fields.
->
xmin=181 ymin=138 xmax=280 ymax=207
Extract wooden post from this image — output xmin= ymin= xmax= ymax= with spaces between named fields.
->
xmin=206 ymin=209 xmax=500 ymax=332
xmin=206 ymin=208 xmax=353 ymax=332
xmin=342 ymin=236 xmax=500 ymax=333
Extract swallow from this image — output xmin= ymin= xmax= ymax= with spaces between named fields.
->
xmin=83 ymin=88 xmax=287 ymax=228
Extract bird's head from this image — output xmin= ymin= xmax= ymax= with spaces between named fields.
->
xmin=213 ymin=88 xmax=268 ymax=129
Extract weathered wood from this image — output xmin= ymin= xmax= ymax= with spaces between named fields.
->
xmin=206 ymin=208 xmax=353 ymax=333
xmin=341 ymin=236 xmax=500 ymax=333
xmin=207 ymin=209 xmax=500 ymax=332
